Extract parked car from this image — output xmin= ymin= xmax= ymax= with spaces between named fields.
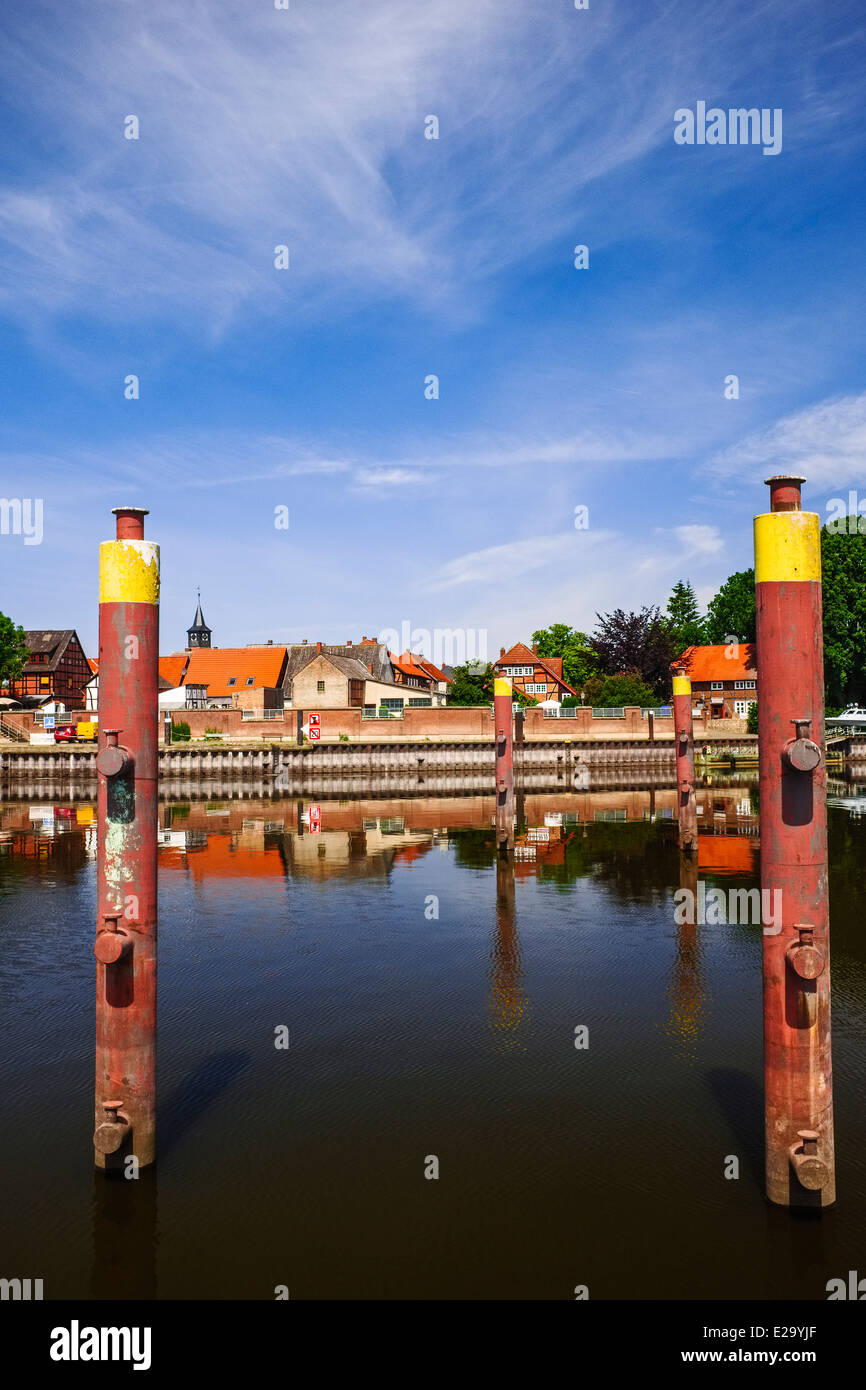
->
xmin=53 ymin=722 xmax=97 ymax=744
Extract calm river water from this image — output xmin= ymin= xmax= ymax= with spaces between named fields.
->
xmin=1 ymin=777 xmax=864 ymax=1300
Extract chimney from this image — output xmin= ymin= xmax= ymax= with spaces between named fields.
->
xmin=367 ymin=663 xmax=373 ymax=674
xmin=500 ymin=646 xmax=505 ymax=658
xmin=316 ymin=641 xmax=322 ymax=654
xmin=532 ymin=642 xmax=538 ymax=655
xmin=346 ymin=639 xmax=352 ymax=647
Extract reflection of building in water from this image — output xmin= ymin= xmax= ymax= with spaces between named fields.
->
xmin=488 ymin=855 xmax=531 ymax=1046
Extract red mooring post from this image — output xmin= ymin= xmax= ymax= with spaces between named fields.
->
xmin=494 ymin=676 xmax=514 ymax=854
xmin=93 ymin=507 xmax=160 ymax=1171
xmin=755 ymin=474 xmax=835 ymax=1207
xmin=672 ymin=668 xmax=698 ymax=852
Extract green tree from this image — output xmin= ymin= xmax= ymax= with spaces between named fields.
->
xmin=446 ymin=661 xmax=494 ymax=705
xmin=747 ymin=702 xmax=759 ymax=734
xmin=0 ymin=612 xmax=28 ymax=686
xmin=582 ymin=671 xmax=656 ymax=707
xmin=703 ymin=569 xmax=756 ymax=645
xmin=665 ymin=579 xmax=705 ymax=653
xmin=531 ymin=623 xmax=599 ymax=689
xmin=821 ymin=523 xmax=866 ymax=707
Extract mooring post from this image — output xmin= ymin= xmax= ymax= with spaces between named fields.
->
xmin=672 ymin=668 xmax=698 ymax=852
xmin=755 ymin=474 xmax=835 ymax=1207
xmin=494 ymin=676 xmax=514 ymax=854
xmin=94 ymin=507 xmax=159 ymax=1172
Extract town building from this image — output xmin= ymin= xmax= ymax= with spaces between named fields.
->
xmin=282 ymin=640 xmax=412 ymax=712
xmin=676 ymin=644 xmax=758 ymax=720
xmin=7 ymin=630 xmax=92 ymax=708
xmin=178 ymin=644 xmax=288 ymax=709
xmin=493 ymin=642 xmax=579 ymax=703
xmin=388 ymin=651 xmax=451 ymax=706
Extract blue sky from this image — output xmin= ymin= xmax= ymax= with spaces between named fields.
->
xmin=1 ymin=0 xmax=865 ymax=661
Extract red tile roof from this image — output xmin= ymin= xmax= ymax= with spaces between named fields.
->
xmin=390 ymin=650 xmax=432 ymax=681
xmin=676 ymin=644 xmax=757 ymax=682
xmin=414 ymin=656 xmax=451 ymax=684
xmin=159 ymin=655 xmax=188 ymax=688
xmin=181 ymin=647 xmax=287 ymax=697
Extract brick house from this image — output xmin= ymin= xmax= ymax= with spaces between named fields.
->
xmin=493 ymin=642 xmax=579 ymax=703
xmin=7 ymin=630 xmax=92 ymax=708
xmin=676 ymin=644 xmax=757 ymax=720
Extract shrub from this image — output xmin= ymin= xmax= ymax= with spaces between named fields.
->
xmin=171 ymin=720 xmax=190 ymax=742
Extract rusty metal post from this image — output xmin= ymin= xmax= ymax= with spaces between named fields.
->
xmin=94 ymin=507 xmax=159 ymax=1171
xmin=755 ymin=475 xmax=835 ymax=1207
xmin=672 ymin=669 xmax=698 ymax=852
xmin=494 ymin=676 xmax=514 ymax=854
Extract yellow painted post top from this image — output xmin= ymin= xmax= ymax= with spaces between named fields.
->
xmin=754 ymin=510 xmax=821 ymax=584
xmin=494 ymin=677 xmax=512 ymax=697
xmin=672 ymin=675 xmax=691 ymax=696
xmin=99 ymin=539 xmax=160 ymax=604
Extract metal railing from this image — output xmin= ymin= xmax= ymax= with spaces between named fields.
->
xmin=240 ymin=709 xmax=284 ymax=721
xmin=592 ymin=707 xmax=625 ymax=718
xmin=641 ymin=706 xmax=672 ymax=718
xmin=362 ymin=707 xmax=404 ymax=720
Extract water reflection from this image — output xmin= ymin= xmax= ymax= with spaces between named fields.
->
xmin=488 ymin=855 xmax=530 ymax=1048
xmin=3 ymin=772 xmax=865 ymax=1299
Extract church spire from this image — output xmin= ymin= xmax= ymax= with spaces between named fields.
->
xmin=187 ymin=589 xmax=212 ymax=649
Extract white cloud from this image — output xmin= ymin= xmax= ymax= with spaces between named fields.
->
xmin=0 ymin=0 xmax=811 ymax=334
xmin=673 ymin=524 xmax=724 ymax=556
xmin=427 ymin=529 xmax=615 ymax=591
xmin=707 ymin=393 xmax=866 ymax=492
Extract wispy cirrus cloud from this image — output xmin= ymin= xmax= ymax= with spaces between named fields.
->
xmin=0 ymin=0 xmax=834 ymax=338
xmin=707 ymin=393 xmax=866 ymax=492
xmin=426 ymin=530 xmax=616 ymax=591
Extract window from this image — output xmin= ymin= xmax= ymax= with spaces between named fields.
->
xmin=317 ymin=680 xmax=325 ymax=692
xmin=734 ymin=699 xmax=757 ymax=717
xmin=409 ymin=697 xmax=432 ymax=707
xmin=381 ymin=698 xmax=403 ymax=710
xmin=227 ymin=677 xmax=237 ymax=687
xmin=711 ymin=681 xmax=723 ymax=690
xmin=525 ymin=683 xmax=547 ymax=694
xmin=245 ymin=676 xmax=255 ymax=686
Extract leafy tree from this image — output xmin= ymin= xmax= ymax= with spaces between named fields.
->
xmin=747 ymin=702 xmax=759 ymax=734
xmin=447 ymin=661 xmax=494 ymax=705
xmin=589 ymin=606 xmax=676 ymax=699
xmin=703 ymin=569 xmax=756 ymax=645
xmin=583 ymin=671 xmax=656 ymax=707
xmin=821 ymin=523 xmax=866 ymax=707
xmin=531 ymin=623 xmax=599 ymax=689
xmin=665 ymin=579 xmax=705 ymax=652
xmin=0 ymin=612 xmax=28 ymax=686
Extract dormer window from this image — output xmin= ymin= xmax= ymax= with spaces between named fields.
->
xmin=227 ymin=677 xmax=236 ymax=687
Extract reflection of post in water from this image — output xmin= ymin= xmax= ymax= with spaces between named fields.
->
xmin=667 ymin=849 xmax=706 ymax=1049
xmin=494 ymin=677 xmax=514 ymax=854
xmin=90 ymin=1167 xmax=157 ymax=1300
xmin=488 ymin=853 xmax=530 ymax=1043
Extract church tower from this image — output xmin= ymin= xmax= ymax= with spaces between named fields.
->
xmin=187 ymin=591 xmax=212 ymax=649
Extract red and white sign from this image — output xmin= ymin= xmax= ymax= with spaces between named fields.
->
xmin=302 ymin=712 xmax=321 ymax=741
xmin=308 ymin=804 xmax=321 ymax=833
